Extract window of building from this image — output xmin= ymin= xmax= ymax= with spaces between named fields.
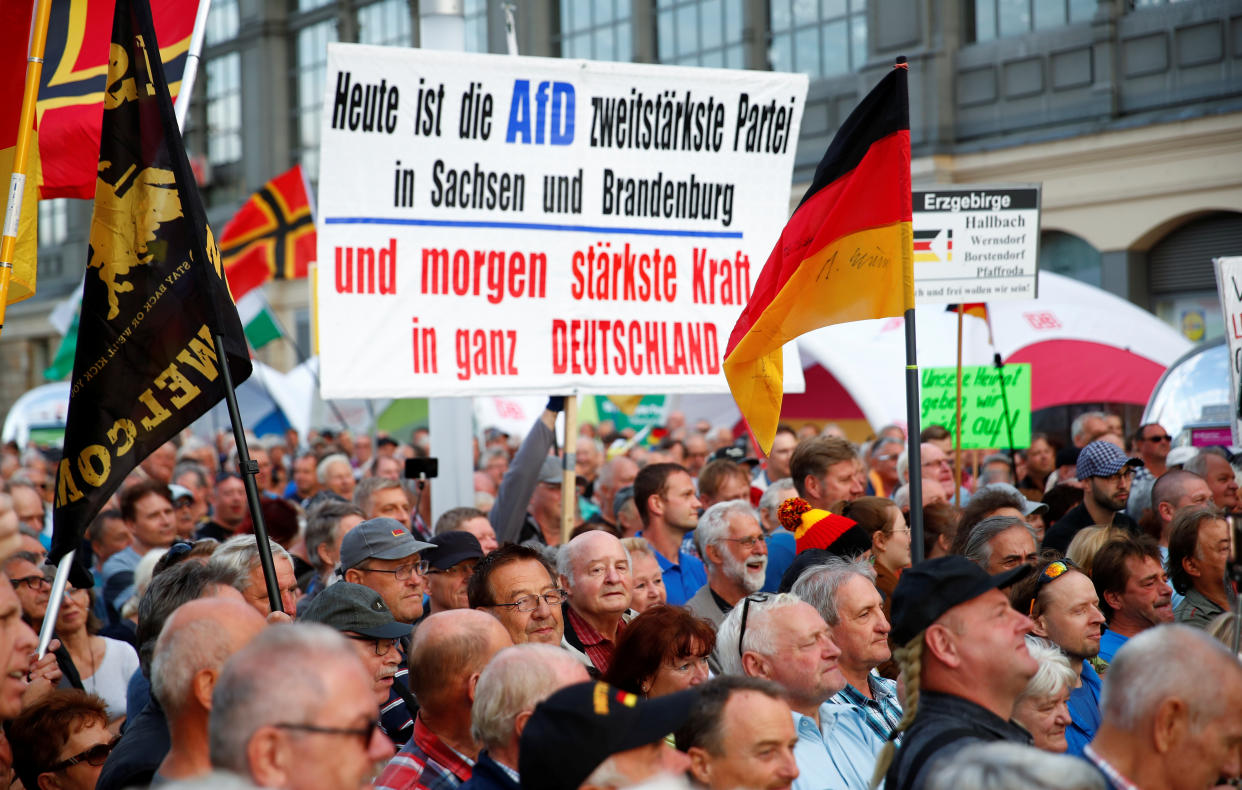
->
xmin=206 ymin=0 xmax=239 ymax=45
xmin=37 ymin=199 xmax=68 ymax=248
xmin=1039 ymin=230 xmax=1101 ymax=287
xmin=294 ymin=19 xmax=338 ymax=179
xmin=358 ymin=0 xmax=413 ymax=47
xmin=464 ymin=0 xmax=489 ymax=53
xmin=657 ymin=0 xmax=744 ymax=68
xmin=560 ymin=0 xmax=632 ymax=61
xmin=206 ymin=53 xmax=243 ymax=165
xmin=768 ymin=0 xmax=866 ymax=76
xmin=297 ymin=0 xmax=334 ymax=10
xmin=974 ymin=0 xmax=1095 ymax=42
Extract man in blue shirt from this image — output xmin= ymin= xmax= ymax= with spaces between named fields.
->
xmin=633 ymin=463 xmax=706 ymax=605
xmin=1090 ymin=534 xmax=1173 ymax=664
xmin=1011 ymin=559 xmax=1107 ymax=756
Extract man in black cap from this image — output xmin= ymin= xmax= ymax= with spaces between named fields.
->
xmin=1044 ymin=440 xmax=1143 ymax=554
xmin=875 ymin=555 xmax=1037 ymax=790
xmin=519 ymin=681 xmax=695 ymax=790
xmin=424 ymin=532 xmax=484 ymax=617
xmin=299 ymin=581 xmax=413 ymax=710
xmin=339 ymin=517 xmax=435 ymax=745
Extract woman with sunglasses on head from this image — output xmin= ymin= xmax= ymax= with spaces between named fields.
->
xmin=7 ymin=688 xmax=117 ymax=790
xmin=56 ymin=584 xmax=139 ymax=732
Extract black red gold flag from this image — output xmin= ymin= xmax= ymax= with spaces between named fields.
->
xmin=49 ymin=0 xmax=251 ymax=580
xmin=723 ymin=64 xmax=913 ymax=453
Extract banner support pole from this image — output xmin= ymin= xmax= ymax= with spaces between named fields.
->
xmin=561 ymin=392 xmax=578 ymax=545
xmin=954 ymin=305 xmax=964 ymax=507
xmin=214 ymin=331 xmax=283 ymax=613
xmin=0 ymin=0 xmax=54 ymax=337
xmin=993 ymin=352 xmax=1019 ymax=480
xmin=36 ymin=549 xmax=74 ymax=659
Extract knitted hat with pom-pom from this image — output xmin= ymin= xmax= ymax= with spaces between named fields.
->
xmin=779 ymin=497 xmax=873 ymax=557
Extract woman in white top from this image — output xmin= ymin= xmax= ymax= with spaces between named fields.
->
xmin=57 ymin=584 xmax=139 ymax=730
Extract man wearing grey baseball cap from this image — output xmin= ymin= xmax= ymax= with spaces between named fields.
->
xmin=300 ymin=582 xmax=413 ymax=710
xmin=339 ymin=517 xmax=435 ymax=745
xmin=1043 ymin=440 xmax=1144 ymax=555
xmin=874 ymin=555 xmax=1037 ymax=790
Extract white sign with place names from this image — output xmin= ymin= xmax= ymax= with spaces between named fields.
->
xmin=912 ymin=184 xmax=1042 ymax=304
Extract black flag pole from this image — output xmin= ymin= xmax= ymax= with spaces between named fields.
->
xmin=215 ymin=332 xmax=283 ymax=613
xmin=993 ymin=352 xmax=1019 ymax=482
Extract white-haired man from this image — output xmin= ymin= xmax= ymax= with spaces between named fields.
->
xmin=207 ymin=535 xmax=300 ymax=617
xmin=461 ymin=644 xmax=590 ymax=789
xmin=1086 ymin=624 xmax=1242 ymax=789
xmin=716 ymin=593 xmax=876 ymax=790
xmin=686 ymin=501 xmax=767 ymax=628
xmin=208 ymin=624 xmax=394 ymax=789
xmin=793 ymin=557 xmax=903 ymax=758
xmin=557 ymin=531 xmax=634 ymax=674
xmin=152 ymin=599 xmax=266 ymax=783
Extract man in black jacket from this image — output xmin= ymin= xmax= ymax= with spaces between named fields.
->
xmin=876 ymin=555 xmax=1036 ymax=790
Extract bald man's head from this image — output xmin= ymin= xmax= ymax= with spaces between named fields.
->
xmin=152 ymin=598 xmax=266 ymax=717
xmin=407 ymin=608 xmax=512 ymax=712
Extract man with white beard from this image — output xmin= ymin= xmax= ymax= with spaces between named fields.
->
xmin=687 ymin=502 xmax=768 ymax=629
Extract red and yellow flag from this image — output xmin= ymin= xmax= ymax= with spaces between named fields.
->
xmin=37 ymin=0 xmax=199 ymax=200
xmin=1 ymin=0 xmax=41 ymax=305
xmin=220 ymin=164 xmax=317 ymax=302
xmin=723 ymin=63 xmax=913 ymax=453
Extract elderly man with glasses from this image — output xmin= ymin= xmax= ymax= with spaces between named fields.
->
xmin=686 ymin=501 xmax=768 ymax=630
xmin=715 ymin=592 xmax=877 ymax=790
xmin=339 ymin=518 xmax=435 ymax=746
xmin=468 ymin=544 xmax=568 ymax=647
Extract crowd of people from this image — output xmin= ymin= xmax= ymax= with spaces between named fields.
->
xmin=1 ymin=402 xmax=1240 ymax=790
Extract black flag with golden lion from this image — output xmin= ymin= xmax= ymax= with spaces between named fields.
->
xmin=50 ymin=0 xmax=251 ymax=582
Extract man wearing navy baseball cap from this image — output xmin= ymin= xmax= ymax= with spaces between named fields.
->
xmin=874 ymin=555 xmax=1037 ymax=790
xmin=1043 ymin=439 xmax=1144 ymax=555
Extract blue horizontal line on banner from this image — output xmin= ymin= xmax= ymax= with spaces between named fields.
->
xmin=323 ymin=216 xmax=744 ymax=239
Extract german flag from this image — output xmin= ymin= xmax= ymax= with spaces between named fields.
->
xmin=1 ymin=0 xmax=40 ymax=306
xmin=945 ymin=302 xmax=988 ymax=321
xmin=723 ymin=61 xmax=912 ymax=453
xmin=914 ymin=228 xmax=952 ymax=262
xmin=220 ymin=165 xmax=316 ymax=301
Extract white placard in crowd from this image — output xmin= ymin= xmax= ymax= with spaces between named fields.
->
xmin=1214 ymin=256 xmax=1242 ymax=446
xmin=316 ymin=46 xmax=808 ymax=399
xmin=912 ymin=185 xmax=1042 ymax=304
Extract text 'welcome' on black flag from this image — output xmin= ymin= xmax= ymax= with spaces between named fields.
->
xmin=49 ymin=0 xmax=251 ymax=582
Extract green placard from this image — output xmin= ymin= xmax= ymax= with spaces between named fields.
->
xmin=920 ymin=364 xmax=1031 ymax=449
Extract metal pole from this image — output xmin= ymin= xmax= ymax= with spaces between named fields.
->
xmin=36 ymin=549 xmax=74 ymax=659
xmin=954 ymin=305 xmax=964 ymax=507
xmin=993 ymin=352 xmax=1019 ymax=480
xmin=561 ymin=394 xmax=578 ymax=544
xmin=214 ymin=332 xmax=282 ymax=612
xmin=905 ymin=309 xmax=924 ymax=563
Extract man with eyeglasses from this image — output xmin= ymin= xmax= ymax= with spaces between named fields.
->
xmin=300 ymin=583 xmax=412 ymax=711
xmin=150 ymin=598 xmax=266 ymax=783
xmin=3 ymin=550 xmax=50 ymax=629
xmin=209 ymin=624 xmax=395 ymax=790
xmin=375 ymin=610 xmax=512 ymax=790
xmin=7 ymin=689 xmax=115 ymax=790
xmin=423 ymin=532 xmax=484 ymax=617
xmin=468 ymin=544 xmax=568 ymax=646
xmin=1043 ymin=440 xmax=1143 ymax=556
xmin=865 ymin=437 xmax=903 ymax=499
xmin=1009 ymin=559 xmax=1107 ymax=756
xmin=687 ymin=501 xmax=768 ymax=629
xmin=339 ymin=517 xmax=435 ymax=746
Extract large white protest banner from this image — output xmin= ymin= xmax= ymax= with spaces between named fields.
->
xmin=1214 ymin=256 xmax=1242 ymax=446
xmin=316 ymin=46 xmax=807 ymax=398
xmin=912 ymin=185 xmax=1042 ymax=304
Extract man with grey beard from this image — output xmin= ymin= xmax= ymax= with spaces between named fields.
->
xmin=686 ymin=501 xmax=768 ymax=628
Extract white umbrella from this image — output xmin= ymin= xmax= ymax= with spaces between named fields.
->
xmin=797 ymin=270 xmax=1193 ymax=431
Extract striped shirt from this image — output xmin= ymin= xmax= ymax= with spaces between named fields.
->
xmin=830 ymin=671 xmax=903 ymax=745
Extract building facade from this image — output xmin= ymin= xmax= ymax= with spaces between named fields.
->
xmin=2 ymin=0 xmax=1240 ymax=417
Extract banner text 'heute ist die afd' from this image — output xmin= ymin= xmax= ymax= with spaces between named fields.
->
xmin=317 ymin=47 xmax=807 ymax=398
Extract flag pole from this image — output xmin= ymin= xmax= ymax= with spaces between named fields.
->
xmin=174 ymin=0 xmax=211 ymax=130
xmin=214 ymin=331 xmax=284 ymax=612
xmin=993 ymin=352 xmax=1019 ymax=480
xmin=895 ymin=56 xmax=924 ymax=563
xmin=0 ymin=0 xmax=53 ymax=337
xmin=36 ymin=549 xmax=73 ymax=658
xmin=560 ymin=392 xmax=578 ymax=545
xmin=954 ymin=305 xmax=964 ymax=507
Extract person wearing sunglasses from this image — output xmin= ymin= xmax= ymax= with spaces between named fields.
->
xmin=7 ymin=689 xmax=115 ymax=790
xmin=210 ymin=624 xmax=395 ymax=790
xmin=1009 ymin=559 xmax=1107 ymax=757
